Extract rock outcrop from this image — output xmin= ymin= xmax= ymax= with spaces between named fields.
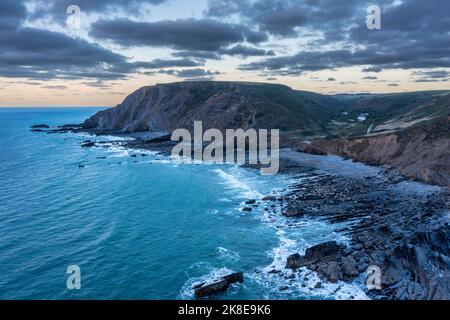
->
xmin=194 ymin=272 xmax=244 ymax=298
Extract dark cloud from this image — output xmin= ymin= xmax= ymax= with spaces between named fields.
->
xmin=81 ymin=80 xmax=115 ymax=88
xmin=90 ymin=18 xmax=267 ymax=51
xmin=411 ymin=70 xmax=450 ymax=83
xmin=0 ymin=1 xmax=204 ymax=81
xmin=362 ymin=67 xmax=383 ymax=73
xmin=0 ymin=0 xmax=26 ymax=30
xmin=172 ymin=51 xmax=221 ymax=60
xmin=412 ymin=70 xmax=450 ymax=79
xmin=30 ymin=0 xmax=168 ymax=22
xmin=255 ymin=7 xmax=307 ymax=36
xmin=414 ymin=79 xmax=441 ymax=83
xmin=134 ymin=58 xmax=203 ymax=69
xmin=2 ymin=0 xmax=449 ymax=85
xmin=220 ymin=45 xmax=274 ymax=57
xmin=0 ymin=25 xmax=141 ymax=80
xmin=223 ymin=0 xmax=450 ymax=75
xmin=157 ymin=68 xmax=221 ymax=79
xmin=205 ymin=0 xmax=361 ymax=37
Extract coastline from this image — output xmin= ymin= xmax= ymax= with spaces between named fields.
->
xmin=53 ymin=127 xmax=450 ymax=300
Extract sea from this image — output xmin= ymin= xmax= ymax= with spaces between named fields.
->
xmin=0 ymin=107 xmax=373 ymax=300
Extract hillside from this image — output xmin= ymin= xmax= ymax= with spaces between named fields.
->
xmin=82 ymin=81 xmax=450 ymax=187
xmin=83 ymin=81 xmax=338 ymax=138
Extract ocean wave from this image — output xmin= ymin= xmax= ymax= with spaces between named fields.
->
xmin=216 ymin=247 xmax=240 ymax=262
xmin=213 ymin=168 xmax=263 ymax=199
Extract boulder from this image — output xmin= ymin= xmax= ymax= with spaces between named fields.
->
xmin=341 ymin=255 xmax=360 ymax=278
xmin=245 ymin=199 xmax=256 ymax=205
xmin=194 ymin=272 xmax=244 ymax=298
xmin=81 ymin=142 xmax=95 ymax=148
xmin=282 ymin=206 xmax=305 ymax=217
xmin=286 ymin=241 xmax=341 ymax=269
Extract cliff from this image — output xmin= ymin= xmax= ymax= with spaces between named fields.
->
xmin=83 ymin=81 xmax=337 ymax=137
xmin=83 ymin=81 xmax=450 ymax=187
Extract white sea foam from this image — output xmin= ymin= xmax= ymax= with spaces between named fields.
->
xmin=216 ymin=247 xmax=240 ymax=262
xmin=246 ymin=230 xmax=369 ymax=300
xmin=213 ymin=168 xmax=263 ymax=199
xmin=179 ymin=266 xmax=238 ymax=299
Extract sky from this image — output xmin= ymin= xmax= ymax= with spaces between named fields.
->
xmin=0 ymin=0 xmax=449 ymax=106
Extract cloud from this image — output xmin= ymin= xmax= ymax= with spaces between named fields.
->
xmin=81 ymin=80 xmax=115 ymax=88
xmin=90 ymin=18 xmax=267 ymax=51
xmin=220 ymin=44 xmax=274 ymax=57
xmin=0 ymin=2 xmax=206 ymax=81
xmin=30 ymin=0 xmax=168 ymax=22
xmin=0 ymin=26 xmax=141 ymax=80
xmin=41 ymin=85 xmax=67 ymax=90
xmin=205 ymin=0 xmax=361 ymax=37
xmin=172 ymin=51 xmax=221 ymax=60
xmin=362 ymin=67 xmax=383 ymax=73
xmin=362 ymin=76 xmax=378 ymax=80
xmin=135 ymin=58 xmax=203 ymax=69
xmin=153 ymin=68 xmax=221 ymax=79
xmin=414 ymin=79 xmax=440 ymax=83
xmin=412 ymin=70 xmax=450 ymax=79
xmin=231 ymin=0 xmax=450 ymax=75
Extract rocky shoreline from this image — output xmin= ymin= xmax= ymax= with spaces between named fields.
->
xmin=277 ymin=161 xmax=450 ymax=300
xmin=33 ymin=124 xmax=450 ymax=299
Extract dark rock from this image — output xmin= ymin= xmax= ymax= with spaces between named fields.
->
xmin=268 ymin=269 xmax=281 ymax=274
xmin=192 ymin=282 xmax=206 ymax=290
xmin=147 ymin=134 xmax=172 ymax=143
xmin=286 ymin=241 xmax=341 ymax=269
xmin=78 ymin=165 xmax=85 ymax=168
xmin=314 ymin=282 xmax=322 ymax=289
xmin=81 ymin=142 xmax=95 ymax=148
xmin=262 ymin=195 xmax=277 ymax=201
xmin=282 ymin=206 xmax=305 ymax=217
xmin=242 ymin=207 xmax=252 ymax=212
xmin=279 ymin=286 xmax=289 ymax=291
xmin=31 ymin=124 xmax=49 ymax=129
xmin=194 ymin=272 xmax=244 ymax=299
xmin=321 ymin=261 xmax=342 ymax=283
xmin=341 ymin=255 xmax=360 ymax=278
xmin=286 ymin=253 xmax=302 ymax=269
xmin=245 ymin=199 xmax=256 ymax=205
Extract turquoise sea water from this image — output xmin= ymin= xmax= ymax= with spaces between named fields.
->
xmin=0 ymin=108 xmax=368 ymax=300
